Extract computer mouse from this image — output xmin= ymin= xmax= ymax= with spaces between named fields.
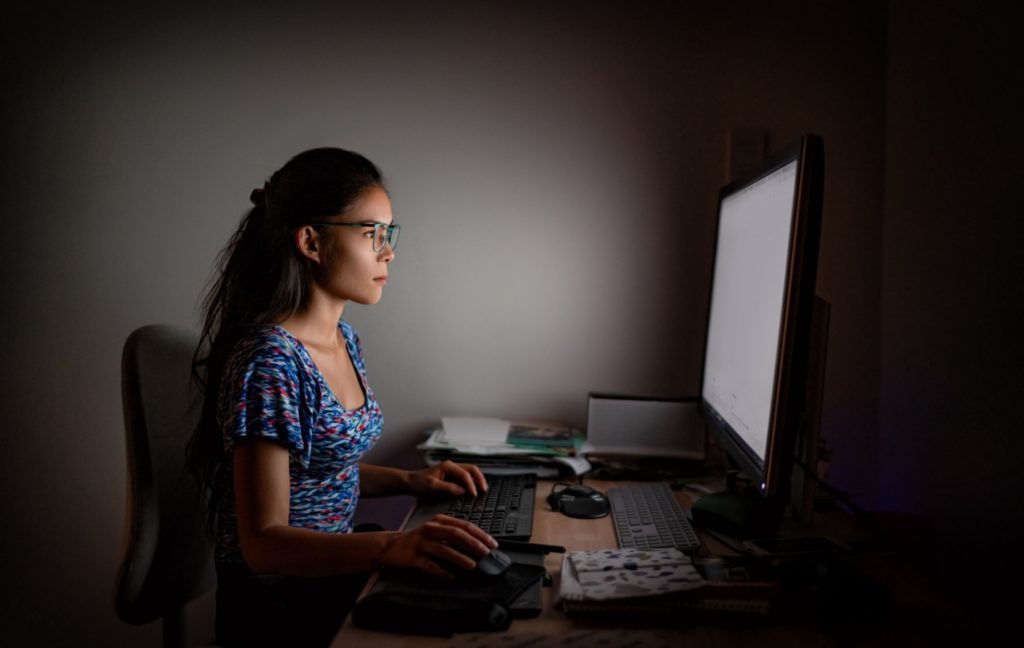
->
xmin=473 ymin=548 xmax=513 ymax=578
xmin=435 ymin=548 xmax=512 ymax=583
xmin=547 ymin=484 xmax=610 ymax=519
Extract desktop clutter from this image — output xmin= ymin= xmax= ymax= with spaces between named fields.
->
xmin=416 ymin=416 xmax=592 ymax=479
xmin=353 ymin=416 xmax=580 ymax=635
xmin=351 ymin=137 xmax=896 ymax=637
xmin=350 ymin=413 xmax=891 ymax=636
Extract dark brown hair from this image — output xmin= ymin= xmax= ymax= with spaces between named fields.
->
xmin=187 ymin=147 xmax=385 ymax=531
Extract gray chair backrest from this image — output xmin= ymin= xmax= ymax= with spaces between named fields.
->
xmin=115 ymin=324 xmax=215 ymax=646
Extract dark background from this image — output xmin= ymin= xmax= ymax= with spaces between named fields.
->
xmin=2 ymin=1 xmax=1021 ymax=644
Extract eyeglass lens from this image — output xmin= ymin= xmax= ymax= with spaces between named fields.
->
xmin=374 ymin=223 xmax=400 ymax=252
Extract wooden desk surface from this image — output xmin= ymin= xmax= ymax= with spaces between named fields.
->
xmin=332 ymin=479 xmax=963 ymax=647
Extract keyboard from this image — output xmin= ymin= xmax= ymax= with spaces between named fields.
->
xmin=608 ymin=482 xmax=701 ymax=551
xmin=405 ymin=472 xmax=537 ymax=541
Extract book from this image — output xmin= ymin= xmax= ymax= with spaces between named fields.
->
xmin=506 ymin=421 xmax=583 ymax=451
xmin=556 ymin=549 xmax=780 ymax=620
xmin=560 ymin=595 xmax=773 ymax=618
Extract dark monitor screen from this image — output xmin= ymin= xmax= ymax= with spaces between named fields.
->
xmin=700 ymin=134 xmax=824 ymax=502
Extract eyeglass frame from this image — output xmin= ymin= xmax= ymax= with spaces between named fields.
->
xmin=309 ymin=220 xmax=400 ymax=252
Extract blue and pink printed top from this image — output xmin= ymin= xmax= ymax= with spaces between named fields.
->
xmin=215 ymin=320 xmax=382 ymax=564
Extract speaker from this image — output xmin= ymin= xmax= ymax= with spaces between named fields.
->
xmin=585 ymin=393 xmax=705 ymax=459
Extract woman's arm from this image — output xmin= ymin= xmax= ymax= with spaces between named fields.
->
xmin=356 ymin=463 xmax=413 ymax=497
xmin=359 ymin=460 xmax=489 ymax=498
xmin=234 ymin=439 xmax=496 ymax=579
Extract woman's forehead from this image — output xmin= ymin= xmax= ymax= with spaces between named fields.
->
xmin=339 ymin=186 xmax=392 ymax=224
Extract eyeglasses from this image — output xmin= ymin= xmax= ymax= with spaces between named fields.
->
xmin=310 ymin=221 xmax=400 ymax=252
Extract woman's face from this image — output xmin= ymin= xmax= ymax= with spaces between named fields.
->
xmin=314 ymin=186 xmax=396 ymax=305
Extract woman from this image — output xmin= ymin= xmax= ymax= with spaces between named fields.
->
xmin=186 ymin=148 xmax=495 ymax=647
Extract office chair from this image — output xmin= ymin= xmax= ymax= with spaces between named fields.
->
xmin=115 ymin=324 xmax=215 ymax=648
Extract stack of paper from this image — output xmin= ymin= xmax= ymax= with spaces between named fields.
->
xmin=440 ymin=417 xmax=513 ymax=446
xmin=418 ymin=417 xmax=592 ymax=478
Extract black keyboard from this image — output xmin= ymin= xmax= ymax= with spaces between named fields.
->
xmin=608 ymin=482 xmax=701 ymax=551
xmin=405 ymin=472 xmax=537 ymax=541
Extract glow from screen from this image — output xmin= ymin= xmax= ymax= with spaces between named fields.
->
xmin=701 ymin=160 xmax=798 ymax=466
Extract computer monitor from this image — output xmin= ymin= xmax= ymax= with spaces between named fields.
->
xmin=695 ymin=133 xmax=825 ymax=536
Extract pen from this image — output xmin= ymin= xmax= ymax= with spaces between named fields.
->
xmin=497 ymin=539 xmax=566 ymax=554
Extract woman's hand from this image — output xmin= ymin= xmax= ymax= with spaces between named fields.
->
xmin=378 ymin=514 xmax=497 ymax=579
xmin=407 ymin=460 xmax=489 ymax=498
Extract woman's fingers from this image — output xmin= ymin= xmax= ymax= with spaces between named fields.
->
xmin=383 ymin=509 xmax=503 ymax=579
xmin=424 ymin=538 xmax=479 ymax=570
xmin=461 ymin=463 xmax=489 ymax=493
xmin=424 ymin=515 xmax=497 ymax=554
xmin=438 ymin=460 xmax=489 ymax=497
xmin=409 ymin=553 xmax=456 ymax=580
xmin=439 ymin=460 xmax=478 ymax=497
xmin=405 ymin=526 xmax=490 ymax=578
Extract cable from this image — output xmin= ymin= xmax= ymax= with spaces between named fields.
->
xmin=792 ymin=457 xmax=889 ymax=543
xmin=792 ymin=458 xmax=866 ymax=515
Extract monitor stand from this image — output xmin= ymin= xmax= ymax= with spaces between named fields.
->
xmin=690 ymin=477 xmax=785 ymax=539
xmin=789 ymin=296 xmax=830 ymax=525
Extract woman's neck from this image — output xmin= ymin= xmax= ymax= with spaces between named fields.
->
xmin=278 ymin=294 xmax=346 ymax=349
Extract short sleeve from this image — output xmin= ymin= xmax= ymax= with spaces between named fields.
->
xmin=219 ymin=333 xmax=317 ymax=468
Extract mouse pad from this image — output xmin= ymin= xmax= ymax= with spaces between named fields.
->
xmin=501 ymin=549 xmax=545 ymax=618
xmin=353 ymin=561 xmax=547 ymax=635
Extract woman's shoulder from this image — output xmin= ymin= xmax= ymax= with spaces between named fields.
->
xmin=229 ymin=325 xmax=306 ymax=368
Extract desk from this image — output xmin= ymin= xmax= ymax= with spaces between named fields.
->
xmin=333 ymin=479 xmax=967 ymax=647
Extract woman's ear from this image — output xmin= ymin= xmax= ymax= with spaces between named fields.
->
xmin=294 ymin=225 xmax=322 ymax=263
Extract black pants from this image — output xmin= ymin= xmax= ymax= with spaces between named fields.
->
xmin=215 ymin=560 xmax=369 ymax=647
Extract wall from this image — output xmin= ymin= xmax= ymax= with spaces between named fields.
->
xmin=0 ymin=2 xmax=885 ymax=644
xmin=881 ymin=0 xmax=1024 ymax=622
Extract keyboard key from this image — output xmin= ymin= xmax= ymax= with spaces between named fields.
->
xmin=608 ymin=482 xmax=700 ymax=552
xmin=410 ymin=472 xmax=537 ymax=541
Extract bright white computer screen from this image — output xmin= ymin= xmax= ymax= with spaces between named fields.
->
xmin=701 ymin=160 xmax=798 ymax=466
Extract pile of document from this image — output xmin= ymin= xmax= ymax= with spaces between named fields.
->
xmin=418 ymin=417 xmax=592 ymax=479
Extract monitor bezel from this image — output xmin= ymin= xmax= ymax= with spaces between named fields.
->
xmin=698 ymin=133 xmax=825 ymax=501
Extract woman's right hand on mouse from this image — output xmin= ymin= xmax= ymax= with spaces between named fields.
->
xmin=378 ymin=514 xmax=497 ymax=580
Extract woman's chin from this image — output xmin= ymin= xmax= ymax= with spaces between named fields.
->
xmin=350 ymin=292 xmax=383 ymax=306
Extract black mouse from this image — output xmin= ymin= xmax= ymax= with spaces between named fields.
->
xmin=473 ymin=548 xmax=513 ymax=578
xmin=437 ymin=548 xmax=512 ymax=582
xmin=547 ymin=484 xmax=610 ymax=519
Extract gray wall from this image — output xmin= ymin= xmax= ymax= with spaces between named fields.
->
xmin=1 ymin=1 xmax=962 ymax=644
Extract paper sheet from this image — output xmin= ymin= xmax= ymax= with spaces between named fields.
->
xmin=441 ymin=417 xmax=511 ymax=445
